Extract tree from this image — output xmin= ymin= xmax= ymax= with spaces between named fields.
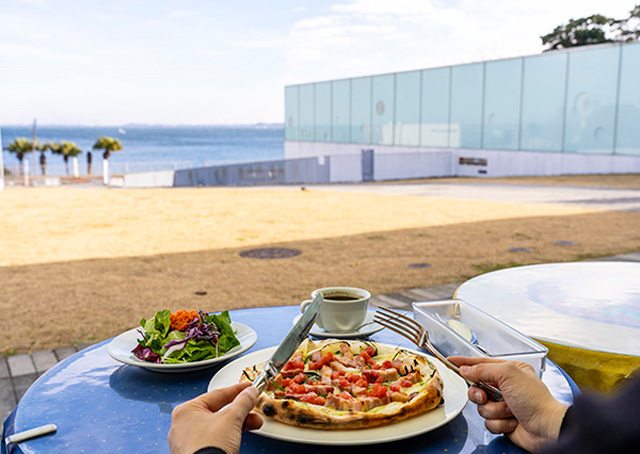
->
xmin=59 ymin=142 xmax=82 ymax=176
xmin=3 ymin=138 xmax=34 ymax=173
xmin=542 ymin=4 xmax=640 ymax=51
xmin=618 ymin=4 xmax=640 ymax=42
xmin=541 ymin=15 xmax=616 ymax=51
xmin=92 ymin=136 xmax=123 ymax=160
xmin=42 ymin=142 xmax=61 ymax=176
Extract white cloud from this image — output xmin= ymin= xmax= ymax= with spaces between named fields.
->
xmin=2 ymin=0 xmax=639 ymax=125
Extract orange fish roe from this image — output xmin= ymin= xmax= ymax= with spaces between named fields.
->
xmin=170 ymin=309 xmax=200 ymax=331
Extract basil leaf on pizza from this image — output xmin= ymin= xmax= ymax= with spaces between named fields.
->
xmin=241 ymin=339 xmax=444 ymax=429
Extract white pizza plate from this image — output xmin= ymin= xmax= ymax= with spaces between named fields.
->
xmin=107 ymin=322 xmax=257 ymax=372
xmin=292 ymin=310 xmax=384 ymax=339
xmin=207 ymin=344 xmax=468 ymax=445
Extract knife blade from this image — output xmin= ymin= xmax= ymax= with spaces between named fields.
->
xmin=252 ymin=293 xmax=323 ymax=392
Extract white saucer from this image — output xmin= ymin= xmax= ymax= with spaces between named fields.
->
xmin=292 ymin=310 xmax=383 ymax=339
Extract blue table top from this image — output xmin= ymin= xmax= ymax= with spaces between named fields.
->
xmin=3 ymin=306 xmax=578 ymax=454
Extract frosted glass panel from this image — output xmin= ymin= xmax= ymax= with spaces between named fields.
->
xmin=351 ymin=77 xmax=372 ymax=143
xmin=483 ymin=59 xmax=522 ymax=150
xmin=285 ymin=86 xmax=299 ymax=141
xmin=314 ymin=82 xmax=331 ymax=142
xmin=564 ymin=47 xmax=619 ymax=154
xmin=395 ymin=71 xmax=420 ymax=146
xmin=520 ymin=53 xmax=566 ymax=151
xmin=298 ymin=84 xmax=314 ymax=141
xmin=421 ymin=67 xmax=450 ymax=147
xmin=371 ymin=74 xmax=395 ymax=145
xmin=332 ymin=80 xmax=350 ymax=143
xmin=450 ymin=64 xmax=483 ymax=148
xmin=615 ymin=43 xmax=640 ymax=155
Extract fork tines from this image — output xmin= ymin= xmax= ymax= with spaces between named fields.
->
xmin=373 ymin=306 xmax=423 ymax=346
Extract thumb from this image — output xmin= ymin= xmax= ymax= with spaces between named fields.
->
xmin=226 ymin=386 xmax=259 ymax=420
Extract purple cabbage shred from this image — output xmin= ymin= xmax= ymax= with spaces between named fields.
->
xmin=132 ymin=343 xmax=162 ymax=363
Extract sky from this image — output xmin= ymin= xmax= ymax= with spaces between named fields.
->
xmin=1 ymin=0 xmax=638 ymax=126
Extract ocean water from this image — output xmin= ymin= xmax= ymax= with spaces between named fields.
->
xmin=1 ymin=125 xmax=284 ymax=175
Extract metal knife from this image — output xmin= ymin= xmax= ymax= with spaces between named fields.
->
xmin=252 ymin=293 xmax=323 ymax=392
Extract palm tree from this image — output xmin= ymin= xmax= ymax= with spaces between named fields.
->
xmin=3 ymin=138 xmax=34 ymax=174
xmin=42 ymin=142 xmax=61 ymax=175
xmin=60 ymin=142 xmax=83 ymax=176
xmin=92 ymin=136 xmax=123 ymax=160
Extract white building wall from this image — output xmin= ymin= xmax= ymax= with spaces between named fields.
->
xmin=123 ymin=170 xmax=175 ymax=188
xmin=286 ymin=141 xmax=640 ymax=180
xmin=375 ymin=151 xmax=453 ymax=180
xmin=330 ymin=155 xmax=362 ymax=182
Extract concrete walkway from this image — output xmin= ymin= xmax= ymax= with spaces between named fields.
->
xmin=3 ymin=252 xmax=640 ymax=422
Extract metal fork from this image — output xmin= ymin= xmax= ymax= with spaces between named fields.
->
xmin=374 ymin=306 xmax=503 ymax=401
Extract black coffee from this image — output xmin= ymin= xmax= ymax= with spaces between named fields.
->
xmin=326 ymin=295 xmax=360 ymax=301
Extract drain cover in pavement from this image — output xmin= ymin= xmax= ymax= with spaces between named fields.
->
xmin=239 ymin=247 xmax=302 ymax=259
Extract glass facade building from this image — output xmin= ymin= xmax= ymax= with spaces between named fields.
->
xmin=285 ymin=43 xmax=640 ymax=157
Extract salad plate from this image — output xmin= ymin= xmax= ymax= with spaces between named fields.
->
xmin=107 ymin=322 xmax=257 ymax=372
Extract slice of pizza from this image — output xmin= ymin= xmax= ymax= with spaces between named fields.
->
xmin=240 ymin=339 xmax=444 ymax=430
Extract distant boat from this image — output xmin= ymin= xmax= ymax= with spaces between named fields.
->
xmin=118 ymin=128 xmax=127 ymax=134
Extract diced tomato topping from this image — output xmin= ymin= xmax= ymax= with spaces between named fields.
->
xmin=339 ymin=391 xmax=354 ymax=401
xmin=362 ymin=370 xmax=379 ymax=381
xmin=339 ymin=379 xmax=350 ymax=389
xmin=382 ymin=360 xmax=394 ymax=369
xmin=371 ymin=363 xmax=382 ymax=370
xmin=400 ymin=379 xmax=413 ymax=388
xmin=293 ymin=373 xmax=307 ymax=384
xmin=284 ymin=359 xmax=305 ymax=371
xmin=316 ymin=396 xmax=326 ymax=405
xmin=281 ymin=378 xmax=293 ymax=387
xmin=347 ymin=373 xmax=361 ymax=383
xmin=360 ymin=350 xmax=371 ymax=361
xmin=355 ymin=378 xmax=369 ymax=388
xmin=375 ymin=375 xmax=384 ymax=384
xmin=364 ymin=346 xmax=376 ymax=357
xmin=390 ymin=383 xmax=401 ymax=392
xmin=369 ymin=383 xmax=388 ymax=398
xmin=309 ymin=351 xmax=335 ymax=370
xmin=331 ymin=371 xmax=340 ymax=380
xmin=289 ymin=383 xmax=307 ymax=394
xmin=299 ymin=392 xmax=319 ymax=404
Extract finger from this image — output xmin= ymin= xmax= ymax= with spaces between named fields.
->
xmin=459 ymin=362 xmax=512 ymax=385
xmin=242 ymin=413 xmax=264 ymax=431
xmin=477 ymin=401 xmax=513 ymax=420
xmin=485 ymin=418 xmax=518 ymax=435
xmin=195 ymin=382 xmax=253 ymax=412
xmin=225 ymin=386 xmax=260 ymax=422
xmin=468 ymin=386 xmax=487 ymax=404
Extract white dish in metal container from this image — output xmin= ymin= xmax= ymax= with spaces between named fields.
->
xmin=413 ymin=299 xmax=548 ymax=376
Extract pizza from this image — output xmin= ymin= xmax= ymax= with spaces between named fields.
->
xmin=240 ymin=339 xmax=443 ymax=430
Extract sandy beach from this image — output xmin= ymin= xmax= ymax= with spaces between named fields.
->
xmin=1 ymin=175 xmax=640 ymax=353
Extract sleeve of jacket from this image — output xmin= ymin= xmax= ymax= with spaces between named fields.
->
xmin=543 ymin=376 xmax=640 ymax=454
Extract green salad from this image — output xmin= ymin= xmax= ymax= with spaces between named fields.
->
xmin=132 ymin=309 xmax=240 ymax=364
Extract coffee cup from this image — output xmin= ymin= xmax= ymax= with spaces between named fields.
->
xmin=300 ymin=287 xmax=371 ymax=333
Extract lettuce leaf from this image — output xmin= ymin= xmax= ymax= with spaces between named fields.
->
xmin=134 ymin=309 xmax=240 ymax=364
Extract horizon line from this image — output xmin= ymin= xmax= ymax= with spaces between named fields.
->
xmin=1 ymin=122 xmax=285 ymax=128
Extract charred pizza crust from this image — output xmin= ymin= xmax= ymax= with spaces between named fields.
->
xmin=241 ymin=339 xmax=444 ymax=430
